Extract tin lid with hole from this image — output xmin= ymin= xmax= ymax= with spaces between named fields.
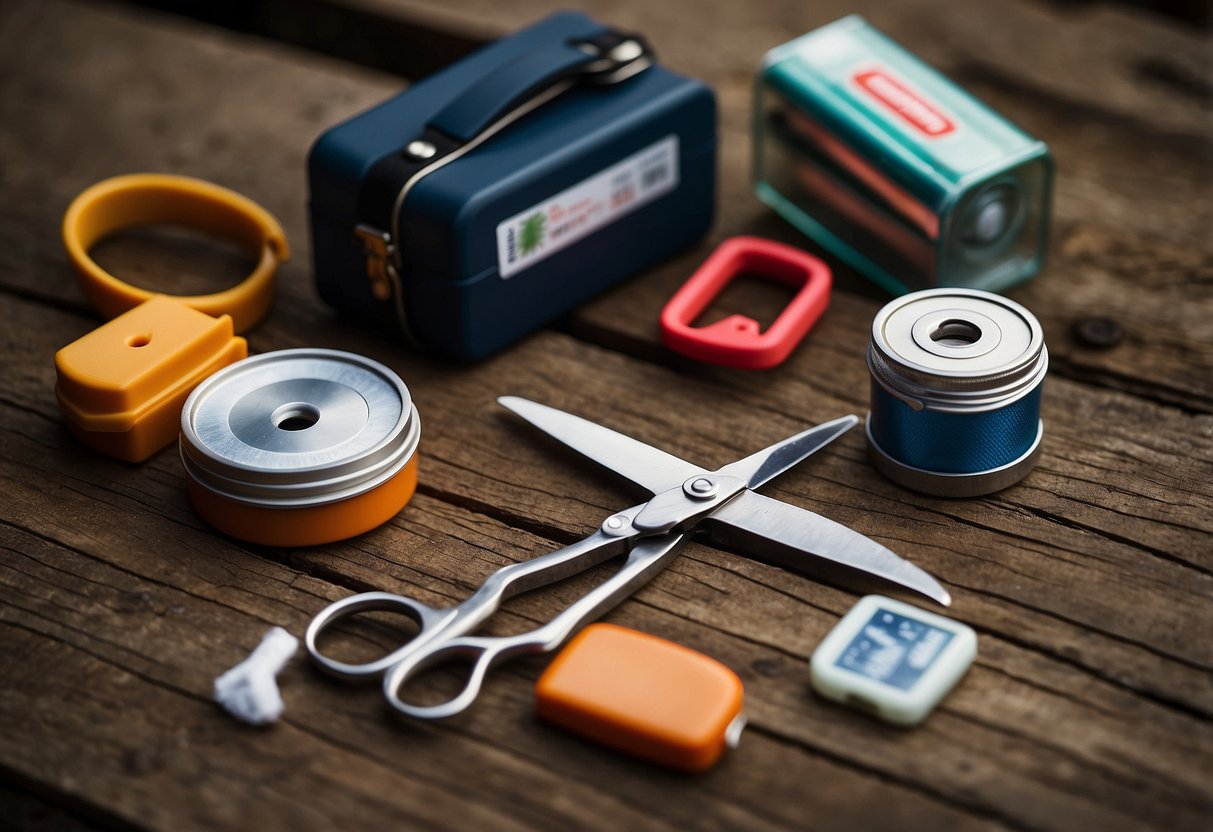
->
xmin=180 ymin=349 xmax=420 ymax=508
xmin=868 ymin=288 xmax=1047 ymax=411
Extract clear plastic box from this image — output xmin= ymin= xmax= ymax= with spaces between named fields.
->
xmin=755 ymin=16 xmax=1053 ymax=295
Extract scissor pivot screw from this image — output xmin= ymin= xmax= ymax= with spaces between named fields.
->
xmin=686 ymin=477 xmax=718 ymax=499
xmin=602 ymin=514 xmax=632 ymax=536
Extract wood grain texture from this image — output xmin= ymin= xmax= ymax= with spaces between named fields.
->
xmin=1 ymin=0 xmax=1210 ymax=830
xmin=5 ymin=287 xmax=1211 ymax=831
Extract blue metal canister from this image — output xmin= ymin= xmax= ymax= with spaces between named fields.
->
xmin=866 ymin=289 xmax=1047 ymax=497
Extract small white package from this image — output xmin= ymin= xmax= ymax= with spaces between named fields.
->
xmin=214 ymin=626 xmax=299 ymax=725
xmin=810 ymin=595 xmax=976 ymax=726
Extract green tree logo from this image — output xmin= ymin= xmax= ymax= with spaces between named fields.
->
xmin=519 ymin=212 xmax=546 ymax=255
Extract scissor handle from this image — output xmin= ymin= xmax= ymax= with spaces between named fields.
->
xmin=381 ymin=634 xmax=517 ymax=720
xmin=382 ymin=535 xmax=687 ymax=719
xmin=307 ymin=518 xmax=640 ymax=681
xmin=305 ymin=591 xmax=457 ymax=679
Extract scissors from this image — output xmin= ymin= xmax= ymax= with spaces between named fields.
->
xmin=306 ymin=396 xmax=950 ymax=719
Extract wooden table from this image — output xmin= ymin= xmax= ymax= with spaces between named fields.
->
xmin=2 ymin=1 xmax=1210 ymax=829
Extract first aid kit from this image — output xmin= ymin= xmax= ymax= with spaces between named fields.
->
xmin=51 ymin=13 xmax=1023 ymax=763
xmin=309 ymin=11 xmax=717 ymax=360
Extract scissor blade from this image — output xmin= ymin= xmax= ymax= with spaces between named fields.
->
xmin=703 ymin=491 xmax=952 ymax=606
xmin=498 ymin=397 xmax=708 ymax=496
xmin=715 ymin=414 xmax=859 ymax=490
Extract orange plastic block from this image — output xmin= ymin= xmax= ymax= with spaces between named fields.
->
xmin=55 ymin=297 xmax=246 ymax=462
xmin=535 ymin=623 xmax=745 ymax=773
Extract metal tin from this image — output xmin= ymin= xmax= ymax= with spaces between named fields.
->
xmin=180 ymin=349 xmax=420 ymax=545
xmin=866 ymin=289 xmax=1046 ymax=497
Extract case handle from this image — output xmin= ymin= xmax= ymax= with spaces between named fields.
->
xmin=354 ymin=26 xmax=653 ymax=325
xmin=358 ymin=27 xmax=651 ymax=232
xmin=430 ymin=31 xmax=650 ymax=143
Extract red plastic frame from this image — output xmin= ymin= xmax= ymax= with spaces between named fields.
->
xmin=660 ymin=236 xmax=832 ymax=369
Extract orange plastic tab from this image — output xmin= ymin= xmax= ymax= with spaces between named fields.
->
xmin=62 ymin=173 xmax=288 ymax=334
xmin=535 ymin=623 xmax=745 ymax=772
xmin=55 ymin=297 xmax=247 ymax=462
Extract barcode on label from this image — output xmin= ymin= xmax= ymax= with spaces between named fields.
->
xmin=642 ymin=162 xmax=670 ymax=189
xmin=495 ymin=135 xmax=680 ymax=279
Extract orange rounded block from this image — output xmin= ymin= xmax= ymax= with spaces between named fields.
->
xmin=55 ymin=297 xmax=247 ymax=462
xmin=535 ymin=623 xmax=745 ymax=772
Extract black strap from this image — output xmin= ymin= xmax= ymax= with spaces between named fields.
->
xmin=356 ymin=28 xmax=653 ymax=233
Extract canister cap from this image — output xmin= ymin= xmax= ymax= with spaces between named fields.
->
xmin=180 ymin=349 xmax=419 ymax=508
xmin=869 ymin=288 xmax=1046 ymax=412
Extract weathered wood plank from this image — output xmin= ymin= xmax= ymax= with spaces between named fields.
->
xmin=4 ymin=0 xmax=1211 ymax=413
xmin=4 ymin=277 xmax=1212 ymax=830
xmin=13 ymin=265 xmax=1212 ymax=718
xmin=1 ymin=371 xmax=1001 ymax=830
xmin=4 ymin=0 xmax=1208 ymax=717
xmin=337 ymin=0 xmax=1213 ymax=233
xmin=0 ymin=0 xmax=400 ymax=318
xmin=1 ymin=0 xmax=1212 ymax=829
xmin=0 ymin=432 xmax=1201 ymax=832
xmin=5 ymin=520 xmax=863 ymax=832
xmin=0 ymin=782 xmax=107 ymax=832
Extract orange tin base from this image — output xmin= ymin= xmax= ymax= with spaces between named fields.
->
xmin=187 ymin=453 xmax=418 ymax=547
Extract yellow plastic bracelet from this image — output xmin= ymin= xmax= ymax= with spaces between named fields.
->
xmin=62 ymin=173 xmax=289 ymax=333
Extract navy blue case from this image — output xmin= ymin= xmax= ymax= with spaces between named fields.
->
xmin=308 ymin=12 xmax=716 ymax=360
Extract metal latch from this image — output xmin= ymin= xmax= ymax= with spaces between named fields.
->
xmin=354 ymin=224 xmax=396 ymax=302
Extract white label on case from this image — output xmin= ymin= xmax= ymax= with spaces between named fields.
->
xmin=495 ymin=135 xmax=679 ymax=279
